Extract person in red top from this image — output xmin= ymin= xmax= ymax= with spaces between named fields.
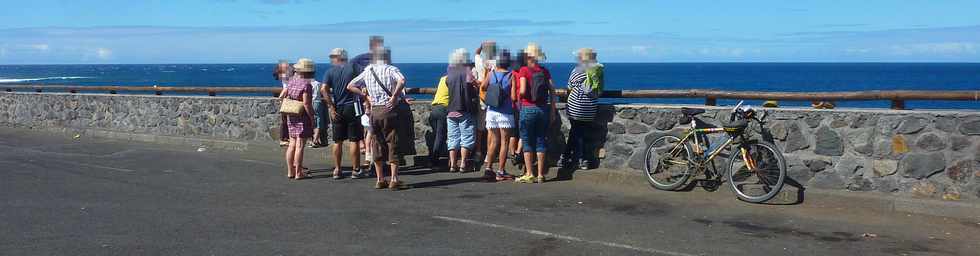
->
xmin=515 ymin=43 xmax=556 ymax=184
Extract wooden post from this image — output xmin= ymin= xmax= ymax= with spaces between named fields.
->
xmin=891 ymin=100 xmax=906 ymax=110
xmin=705 ymin=97 xmax=717 ymax=106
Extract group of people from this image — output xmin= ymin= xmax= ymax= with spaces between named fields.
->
xmin=274 ymin=36 xmax=605 ymax=190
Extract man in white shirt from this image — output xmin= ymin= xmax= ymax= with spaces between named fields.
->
xmin=347 ymin=48 xmax=407 ymax=190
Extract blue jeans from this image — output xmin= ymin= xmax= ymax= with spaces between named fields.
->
xmin=447 ymin=113 xmax=475 ymax=150
xmin=519 ymin=106 xmax=549 ymax=153
xmin=312 ymin=100 xmax=329 ymax=143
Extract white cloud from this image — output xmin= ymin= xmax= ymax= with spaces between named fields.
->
xmin=29 ymin=44 xmax=49 ymax=51
xmin=96 ymin=48 xmax=113 ymax=59
xmin=888 ymin=42 xmax=977 ymax=55
xmin=631 ymin=45 xmax=650 ymax=56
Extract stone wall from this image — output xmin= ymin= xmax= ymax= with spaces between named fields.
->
xmin=0 ymin=93 xmax=283 ymax=149
xmin=590 ymin=105 xmax=980 ymax=202
xmin=2 ymin=92 xmax=979 ymax=202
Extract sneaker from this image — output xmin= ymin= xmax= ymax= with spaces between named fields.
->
xmin=351 ymin=169 xmax=366 ymax=179
xmin=515 ymin=174 xmax=535 ymax=184
xmin=556 ymin=156 xmax=569 ymax=169
xmin=578 ymin=160 xmax=591 ymax=170
xmin=536 ymin=176 xmax=546 ymax=183
xmin=482 ymin=168 xmax=495 ymax=181
xmin=495 ymin=171 xmax=513 ymax=181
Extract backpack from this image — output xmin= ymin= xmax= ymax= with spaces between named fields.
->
xmin=485 ymin=71 xmax=509 ymax=108
xmin=526 ymin=69 xmax=550 ymax=104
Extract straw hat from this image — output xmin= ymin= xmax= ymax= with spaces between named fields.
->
xmin=293 ymin=58 xmax=315 ymax=72
xmin=525 ymin=43 xmax=546 ymax=61
xmin=329 ymin=48 xmax=348 ymax=59
xmin=449 ymin=48 xmax=471 ymax=65
xmin=576 ymin=48 xmax=597 ymax=62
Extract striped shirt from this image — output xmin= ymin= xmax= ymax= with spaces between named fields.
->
xmin=351 ymin=63 xmax=405 ymax=106
xmin=566 ymin=65 xmax=599 ymax=121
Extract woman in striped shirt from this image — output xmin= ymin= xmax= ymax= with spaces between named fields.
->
xmin=559 ymin=48 xmax=602 ymax=170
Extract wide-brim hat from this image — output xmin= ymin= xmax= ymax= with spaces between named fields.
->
xmin=293 ymin=58 xmax=315 ymax=72
xmin=329 ymin=48 xmax=348 ymax=59
xmin=525 ymin=43 xmax=546 ymax=61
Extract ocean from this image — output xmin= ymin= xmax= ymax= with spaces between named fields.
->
xmin=1 ymin=63 xmax=978 ymax=109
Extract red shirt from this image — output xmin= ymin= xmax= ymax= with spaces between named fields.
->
xmin=517 ymin=65 xmax=551 ymax=106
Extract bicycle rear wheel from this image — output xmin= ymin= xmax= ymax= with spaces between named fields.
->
xmin=644 ymin=135 xmax=693 ymax=191
xmin=727 ymin=141 xmax=786 ymax=203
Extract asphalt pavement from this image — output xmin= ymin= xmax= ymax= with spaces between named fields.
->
xmin=1 ymin=128 xmax=978 ymax=256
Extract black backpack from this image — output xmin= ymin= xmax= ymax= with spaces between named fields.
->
xmin=485 ymin=71 xmax=510 ymax=108
xmin=527 ymin=70 xmax=550 ymax=104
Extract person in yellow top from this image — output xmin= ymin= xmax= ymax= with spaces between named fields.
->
xmin=427 ymin=75 xmax=450 ymax=169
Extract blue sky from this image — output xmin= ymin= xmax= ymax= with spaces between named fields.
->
xmin=1 ymin=0 xmax=979 ymax=64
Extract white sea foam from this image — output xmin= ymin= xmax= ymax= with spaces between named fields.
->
xmin=0 ymin=76 xmax=91 ymax=83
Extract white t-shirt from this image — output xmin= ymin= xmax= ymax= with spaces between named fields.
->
xmin=310 ymin=80 xmax=322 ymax=101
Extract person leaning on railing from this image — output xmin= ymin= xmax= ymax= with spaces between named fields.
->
xmin=427 ymin=73 xmax=451 ymax=170
xmin=558 ymin=48 xmax=603 ymax=170
xmin=274 ymin=60 xmax=294 ymax=147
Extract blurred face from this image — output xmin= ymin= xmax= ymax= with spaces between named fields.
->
xmin=330 ymin=56 xmax=344 ymax=65
xmin=277 ymin=63 xmax=290 ymax=79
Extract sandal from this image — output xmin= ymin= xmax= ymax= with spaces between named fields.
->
xmin=388 ymin=180 xmax=403 ymax=191
xmin=375 ymin=180 xmax=388 ymax=189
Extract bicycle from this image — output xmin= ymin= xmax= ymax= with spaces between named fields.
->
xmin=643 ymin=101 xmax=787 ymax=203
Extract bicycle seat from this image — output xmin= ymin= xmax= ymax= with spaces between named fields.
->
xmin=681 ymin=108 xmax=706 ymax=116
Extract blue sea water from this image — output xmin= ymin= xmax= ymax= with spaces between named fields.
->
xmin=0 ymin=63 xmax=977 ymax=109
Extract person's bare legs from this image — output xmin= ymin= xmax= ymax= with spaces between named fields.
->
xmin=389 ymin=162 xmax=399 ymax=183
xmin=523 ymin=152 xmax=535 ymax=177
xmin=350 ymin=140 xmax=361 ymax=171
xmin=536 ymin=152 xmax=547 ymax=179
xmin=498 ymin=128 xmax=512 ymax=172
xmin=286 ymin=137 xmax=296 ymax=178
xmin=294 ymin=137 xmax=307 ymax=179
xmin=332 ymin=141 xmax=344 ymax=176
xmin=484 ymin=128 xmax=499 ymax=170
xmin=448 ymin=149 xmax=458 ymax=171
xmin=460 ymin=148 xmax=471 ymax=171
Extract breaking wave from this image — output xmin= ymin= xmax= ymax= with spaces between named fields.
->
xmin=0 ymin=76 xmax=91 ymax=83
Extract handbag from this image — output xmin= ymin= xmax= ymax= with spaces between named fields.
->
xmin=280 ymin=98 xmax=304 ymax=116
xmin=352 ymin=96 xmax=365 ymax=117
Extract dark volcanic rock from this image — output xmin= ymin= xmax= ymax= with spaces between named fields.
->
xmin=914 ymin=133 xmax=946 ymax=152
xmin=899 ymin=152 xmax=946 ymax=179
xmin=814 ymin=126 xmax=843 ymax=156
xmin=960 ymin=117 xmax=980 ymax=135
xmin=896 ymin=117 xmax=927 ymax=134
xmin=783 ymin=122 xmax=809 ymax=153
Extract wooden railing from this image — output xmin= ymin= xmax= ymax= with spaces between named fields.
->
xmin=2 ymin=84 xmax=978 ymax=110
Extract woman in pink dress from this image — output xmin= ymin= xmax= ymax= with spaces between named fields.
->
xmin=283 ymin=58 xmax=316 ymax=180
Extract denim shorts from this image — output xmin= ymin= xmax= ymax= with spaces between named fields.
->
xmin=519 ymin=106 xmax=548 ymax=153
xmin=447 ymin=113 xmax=475 ymax=150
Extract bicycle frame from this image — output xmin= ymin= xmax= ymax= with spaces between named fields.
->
xmin=663 ymin=119 xmax=757 ymax=170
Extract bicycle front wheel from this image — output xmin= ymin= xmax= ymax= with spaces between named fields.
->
xmin=727 ymin=141 xmax=786 ymax=203
xmin=644 ymin=135 xmax=693 ymax=191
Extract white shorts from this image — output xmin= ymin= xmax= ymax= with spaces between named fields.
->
xmin=485 ymin=110 xmax=515 ymax=129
